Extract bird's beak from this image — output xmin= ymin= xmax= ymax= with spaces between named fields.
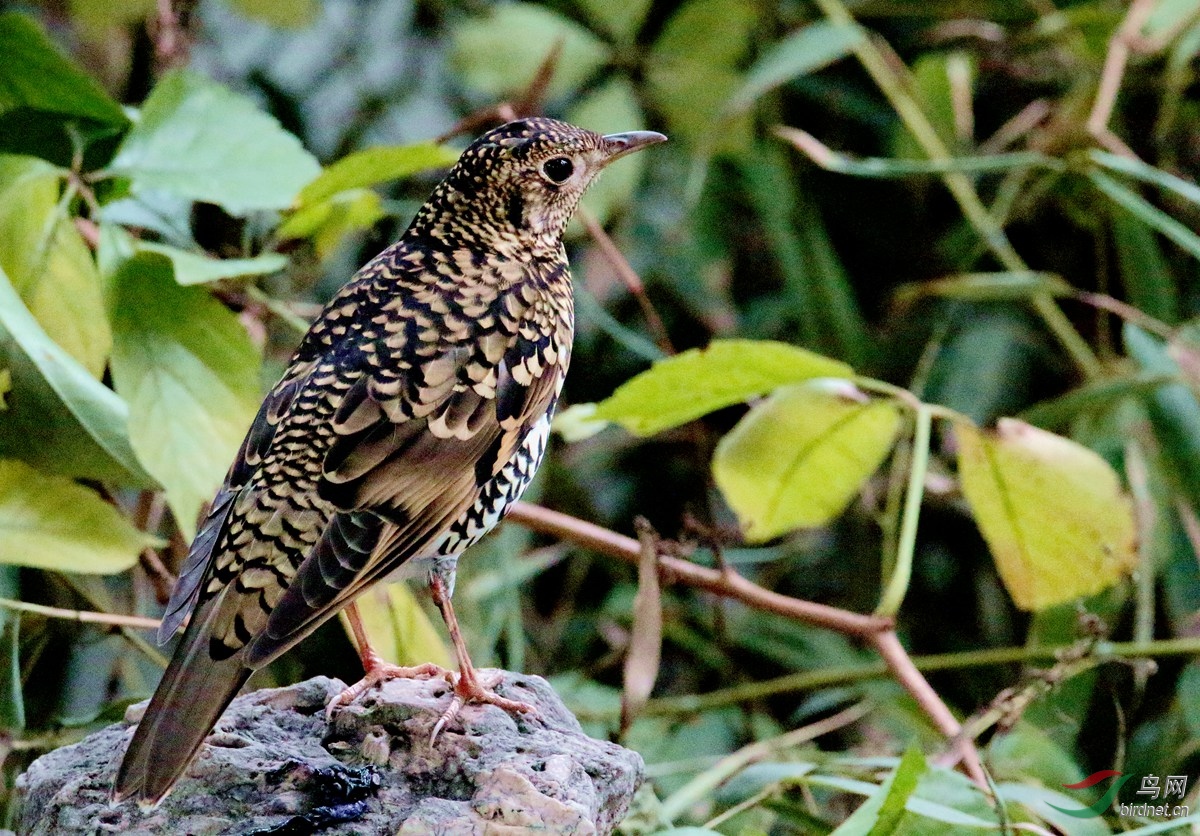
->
xmin=601 ymin=130 xmax=668 ymax=165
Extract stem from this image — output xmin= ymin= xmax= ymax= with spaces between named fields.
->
xmin=876 ymin=405 xmax=931 ymax=617
xmin=0 ymin=597 xmax=161 ymax=631
xmin=810 ymin=0 xmax=1102 ymax=381
xmin=619 ymin=637 xmax=1200 ymax=718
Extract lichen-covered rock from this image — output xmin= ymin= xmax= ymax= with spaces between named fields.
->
xmin=16 ymin=672 xmax=642 ymax=835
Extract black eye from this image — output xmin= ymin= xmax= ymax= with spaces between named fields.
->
xmin=541 ymin=156 xmax=574 ymax=184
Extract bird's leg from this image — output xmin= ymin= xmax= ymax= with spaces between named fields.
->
xmin=325 ymin=600 xmax=446 ymax=719
xmin=428 ymin=568 xmax=537 ymax=741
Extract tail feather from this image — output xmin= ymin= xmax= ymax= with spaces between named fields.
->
xmin=114 ymin=593 xmax=252 ymax=805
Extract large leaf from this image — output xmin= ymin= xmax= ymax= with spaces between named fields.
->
xmin=0 ymin=155 xmax=111 ymax=376
xmin=0 ymin=265 xmax=152 ymax=485
xmin=337 ymin=583 xmax=452 ymax=669
xmin=108 ymin=69 xmax=320 ymax=215
xmin=725 ymin=21 xmax=865 ymax=114
xmin=575 ymin=0 xmax=651 ymax=43
xmin=0 ymin=12 xmax=128 ymax=165
xmin=108 ymin=254 xmax=261 ymax=538
xmin=956 ymin=419 xmax=1137 ymax=611
xmin=136 ymin=242 xmax=287 ymax=286
xmin=451 ymin=4 xmax=610 ymax=101
xmin=713 ymin=383 xmax=901 ymax=542
xmin=594 ymin=339 xmax=852 ymax=436
xmin=296 ymin=142 xmax=459 ymax=207
xmin=0 ymin=458 xmax=152 ymax=573
xmin=645 ymin=0 xmax=756 ymax=147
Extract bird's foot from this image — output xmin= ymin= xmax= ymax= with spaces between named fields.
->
xmin=326 ymin=661 xmax=447 ymax=721
xmin=431 ymin=669 xmax=538 ymax=742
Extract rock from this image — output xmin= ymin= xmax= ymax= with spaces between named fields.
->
xmin=16 ymin=672 xmax=643 ymax=835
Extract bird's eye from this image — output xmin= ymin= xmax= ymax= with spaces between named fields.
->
xmin=541 ymin=156 xmax=574 ymax=184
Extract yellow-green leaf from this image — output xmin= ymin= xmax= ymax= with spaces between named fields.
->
xmin=451 ymin=4 xmax=610 ymax=101
xmin=136 ymin=242 xmax=287 ymax=286
xmin=109 ymin=254 xmax=261 ymax=538
xmin=297 ymin=143 xmax=459 ymax=207
xmin=645 ymin=0 xmax=756 ymax=148
xmin=713 ymin=383 xmax=901 ymax=542
xmin=956 ymin=419 xmax=1138 ymax=611
xmin=0 ymin=264 xmax=153 ymax=485
xmin=0 ymin=155 xmax=111 ymax=377
xmin=595 ymin=339 xmax=853 ymax=436
xmin=228 ymin=0 xmax=319 ymax=28
xmin=338 ymin=583 xmax=452 ymax=669
xmin=0 ymin=459 xmax=153 ymax=573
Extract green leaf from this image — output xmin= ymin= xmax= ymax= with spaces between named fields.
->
xmin=1090 ymin=148 xmax=1200 ymax=209
xmin=552 ymin=402 xmax=610 ymax=442
xmin=1020 ymin=372 xmax=1176 ymax=429
xmin=0 ymin=458 xmax=152 ymax=573
xmin=594 ymin=339 xmax=853 ymax=436
xmin=1111 ymin=202 xmax=1180 ymax=323
xmin=1089 ymin=169 xmax=1200 ymax=261
xmin=109 ymin=254 xmax=261 ymax=538
xmin=645 ymin=0 xmax=756 ymax=148
xmin=0 ymin=566 xmax=23 ymax=730
xmin=1125 ymin=324 xmax=1200 ymax=511
xmin=451 ymin=4 xmax=610 ymax=101
xmin=296 ymin=143 xmax=460 ymax=207
xmin=0 ymin=264 xmax=153 ymax=485
xmin=337 ymin=583 xmax=451 ymax=669
xmin=575 ymin=0 xmax=651 ymax=43
xmin=831 ymin=745 xmax=927 ymax=835
xmin=726 ymin=21 xmax=865 ymax=114
xmin=277 ymin=188 xmax=386 ymax=258
xmin=68 ymin=0 xmax=155 ymax=35
xmin=568 ymin=78 xmax=648 ymax=228
xmin=713 ymin=383 xmax=901 ymax=542
xmin=0 ymin=154 xmax=111 ymax=376
xmin=228 ymin=0 xmax=319 ymax=28
xmin=0 ymin=12 xmax=129 ymax=165
xmin=956 ymin=419 xmax=1138 ymax=611
xmin=893 ymin=272 xmax=1073 ymax=308
xmin=136 ymin=241 xmax=287 ymax=286
xmin=108 ymin=69 xmax=320 ymax=215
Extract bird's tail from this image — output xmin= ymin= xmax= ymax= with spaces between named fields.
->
xmin=113 ymin=594 xmax=252 ymax=805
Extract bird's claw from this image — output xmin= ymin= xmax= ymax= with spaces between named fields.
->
xmin=325 ymin=662 xmax=447 ymax=721
xmin=428 ymin=669 xmax=538 ymax=744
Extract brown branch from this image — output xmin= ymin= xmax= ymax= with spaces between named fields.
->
xmin=578 ymin=209 xmax=676 ymax=356
xmin=508 ymin=502 xmax=888 ymax=636
xmin=506 ymin=500 xmax=990 ymax=791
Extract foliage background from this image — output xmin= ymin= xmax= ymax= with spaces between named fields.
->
xmin=1 ymin=0 xmax=1200 ymax=832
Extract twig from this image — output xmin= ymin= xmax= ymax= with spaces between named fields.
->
xmin=434 ymin=41 xmax=562 ymax=144
xmin=578 ymin=208 xmax=676 ymax=356
xmin=0 ymin=597 xmax=161 ymax=631
xmin=869 ymin=630 xmax=987 ymax=787
xmin=1086 ymin=0 xmax=1156 ymax=159
xmin=507 ymin=502 xmax=889 ymax=636
xmin=134 ymin=491 xmax=175 ymax=605
xmin=505 ymin=501 xmax=991 ymax=790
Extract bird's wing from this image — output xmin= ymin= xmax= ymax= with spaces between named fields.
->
xmin=243 ymin=322 xmax=565 ymax=666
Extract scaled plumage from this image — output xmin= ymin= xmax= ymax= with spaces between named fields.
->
xmin=114 ymin=118 xmax=665 ymax=804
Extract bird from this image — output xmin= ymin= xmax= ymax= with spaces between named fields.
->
xmin=112 ymin=117 xmax=666 ymax=805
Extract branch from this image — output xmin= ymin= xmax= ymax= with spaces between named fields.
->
xmin=505 ymin=501 xmax=989 ymax=789
xmin=506 ymin=502 xmax=888 ymax=636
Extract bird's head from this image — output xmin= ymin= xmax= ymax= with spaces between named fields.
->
xmin=415 ymin=117 xmax=666 ymax=255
